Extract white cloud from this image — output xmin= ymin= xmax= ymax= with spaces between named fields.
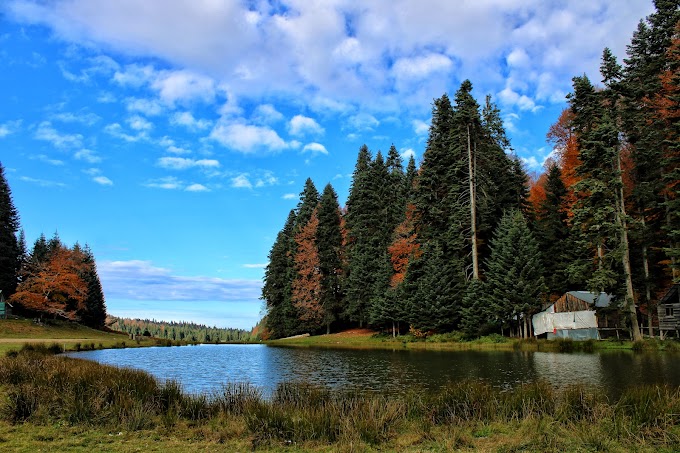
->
xmin=74 ymin=149 xmax=102 ymax=163
xmin=498 ymin=86 xmax=541 ymax=113
xmin=229 ymin=170 xmax=278 ymax=189
xmin=157 ymin=157 xmax=220 ymax=170
xmin=144 ymin=176 xmax=183 ymax=190
xmin=506 ymin=48 xmax=530 ymax=68
xmin=210 ymin=121 xmax=290 ymax=154
xmin=302 ymin=142 xmax=328 ymax=155
xmin=347 ymin=113 xmax=379 ymax=131
xmin=243 ymin=263 xmax=267 ymax=269
xmin=253 ymin=104 xmax=284 ymax=124
xmin=19 ymin=176 xmax=67 ymax=188
xmin=289 ymin=114 xmax=324 ymax=137
xmin=231 ymin=174 xmax=252 ymax=189
xmin=83 ymin=167 xmax=112 ymax=185
xmin=34 ymin=121 xmax=83 ymax=149
xmin=0 ymin=120 xmax=21 ymax=138
xmin=392 ymin=53 xmax=453 ymax=80
xmin=282 ymin=193 xmax=296 ymax=200
xmin=125 ymin=97 xmax=164 ymax=116
xmin=93 ymin=175 xmax=113 ymax=186
xmin=152 ymin=70 xmax=216 ymax=105
xmin=113 ymin=64 xmax=155 ymax=87
xmin=127 ymin=115 xmax=153 ymax=131
xmin=185 ymin=183 xmax=209 ymax=192
xmin=97 ymin=91 xmax=116 ymax=103
xmin=170 ymin=111 xmax=212 ymax=130
xmin=254 ymin=171 xmax=277 ymax=188
xmin=98 ymin=260 xmax=261 ymax=301
xmin=51 ymin=111 xmax=100 ymax=126
xmin=104 ymin=122 xmax=145 ymax=142
xmin=412 ymin=119 xmax=429 ymax=136
xmin=400 ymin=148 xmax=416 ymax=159
xmin=30 ymin=154 xmax=64 ymax=166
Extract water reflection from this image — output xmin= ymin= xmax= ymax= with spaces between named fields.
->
xmin=532 ymin=352 xmax=604 ymax=388
xmin=67 ymin=345 xmax=680 ymax=398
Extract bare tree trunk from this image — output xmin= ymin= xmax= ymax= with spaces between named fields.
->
xmin=664 ymin=192 xmax=680 ymax=282
xmin=641 ymin=216 xmax=654 ymax=338
xmin=392 ymin=320 xmax=396 ymax=338
xmin=597 ymin=244 xmax=604 ymax=271
xmin=616 ymin=152 xmax=642 ymax=341
xmin=468 ymin=124 xmax=479 ymax=280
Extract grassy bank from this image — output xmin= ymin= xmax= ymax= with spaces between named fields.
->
xmin=269 ymin=329 xmax=680 ymax=353
xmin=0 ymin=347 xmax=678 ymax=452
xmin=0 ymin=318 xmax=181 ymax=356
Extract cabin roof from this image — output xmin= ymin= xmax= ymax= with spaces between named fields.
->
xmin=659 ymin=284 xmax=680 ymax=305
xmin=566 ymin=291 xmax=614 ymax=308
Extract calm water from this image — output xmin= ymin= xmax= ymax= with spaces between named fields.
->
xmin=67 ymin=344 xmax=680 ymax=398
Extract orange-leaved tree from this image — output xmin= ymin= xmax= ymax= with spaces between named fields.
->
xmin=388 ymin=203 xmax=421 ymax=288
xmin=547 ymin=108 xmax=581 ymax=217
xmin=11 ymin=244 xmax=89 ymax=320
xmin=291 ymin=208 xmax=323 ymax=328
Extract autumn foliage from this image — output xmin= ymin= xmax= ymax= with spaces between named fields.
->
xmin=388 ymin=203 xmax=420 ymax=287
xmin=291 ymin=209 xmax=323 ymax=325
xmin=11 ymin=245 xmax=89 ymax=320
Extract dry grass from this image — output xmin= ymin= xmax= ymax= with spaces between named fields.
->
xmin=1 ymin=348 xmax=679 ymax=451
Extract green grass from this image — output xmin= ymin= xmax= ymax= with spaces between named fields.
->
xmin=0 ymin=348 xmax=679 ymax=451
xmin=0 ymin=318 xmax=171 ymax=355
xmin=268 ymin=330 xmax=680 ymax=353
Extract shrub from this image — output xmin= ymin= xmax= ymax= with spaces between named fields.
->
xmin=554 ymin=338 xmax=574 ymax=352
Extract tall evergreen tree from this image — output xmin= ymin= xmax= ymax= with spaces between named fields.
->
xmin=262 ymin=210 xmax=298 ymax=338
xmin=404 ymin=154 xmax=417 ymax=201
xmin=344 ymin=146 xmax=382 ymax=326
xmin=0 ymin=162 xmax=20 ymax=298
xmin=78 ymin=245 xmax=107 ymax=328
xmin=295 ymin=178 xmax=320 ymax=234
xmin=484 ymin=210 xmax=546 ymax=337
xmin=535 ymin=164 xmax=573 ymax=296
xmin=317 ymin=184 xmax=344 ymax=334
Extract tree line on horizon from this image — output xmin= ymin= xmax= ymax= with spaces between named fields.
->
xmin=0 ymin=164 xmax=107 ymax=328
xmin=261 ymin=2 xmax=680 ymax=341
xmin=106 ymin=316 xmax=253 ymax=343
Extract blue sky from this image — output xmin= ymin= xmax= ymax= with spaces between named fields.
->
xmin=0 ymin=1 xmax=654 ymax=329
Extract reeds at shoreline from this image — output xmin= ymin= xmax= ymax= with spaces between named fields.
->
xmin=1 ymin=344 xmax=679 ymax=450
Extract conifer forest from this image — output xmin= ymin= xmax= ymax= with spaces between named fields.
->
xmin=261 ymin=3 xmax=680 ymax=342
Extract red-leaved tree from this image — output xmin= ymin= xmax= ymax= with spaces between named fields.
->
xmin=11 ymin=245 xmax=88 ymax=320
xmin=291 ymin=209 xmax=324 ymax=327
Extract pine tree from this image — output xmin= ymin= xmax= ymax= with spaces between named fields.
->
xmin=262 ymin=210 xmax=298 ymax=338
xmin=78 ymin=245 xmax=107 ymax=328
xmin=404 ymin=154 xmax=417 ymax=201
xmin=0 ymin=162 xmax=20 ymax=298
xmin=295 ymin=178 xmax=320 ymax=234
xmin=344 ymin=145 xmax=383 ymax=326
xmin=405 ymin=242 xmax=463 ymax=332
xmin=535 ymin=164 xmax=573 ymax=295
xmin=460 ymin=279 xmax=490 ymax=337
xmin=317 ymin=184 xmax=344 ymax=334
xmin=484 ymin=210 xmax=546 ymax=337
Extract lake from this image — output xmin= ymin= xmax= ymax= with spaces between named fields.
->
xmin=67 ymin=344 xmax=680 ymax=398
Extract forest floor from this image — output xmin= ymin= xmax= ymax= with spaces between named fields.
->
xmin=0 ymin=318 xmax=157 ymax=355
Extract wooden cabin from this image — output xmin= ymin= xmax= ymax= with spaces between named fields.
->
xmin=0 ymin=290 xmax=12 ymax=319
xmin=533 ymin=291 xmax=622 ymax=340
xmin=657 ymin=284 xmax=680 ymax=338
